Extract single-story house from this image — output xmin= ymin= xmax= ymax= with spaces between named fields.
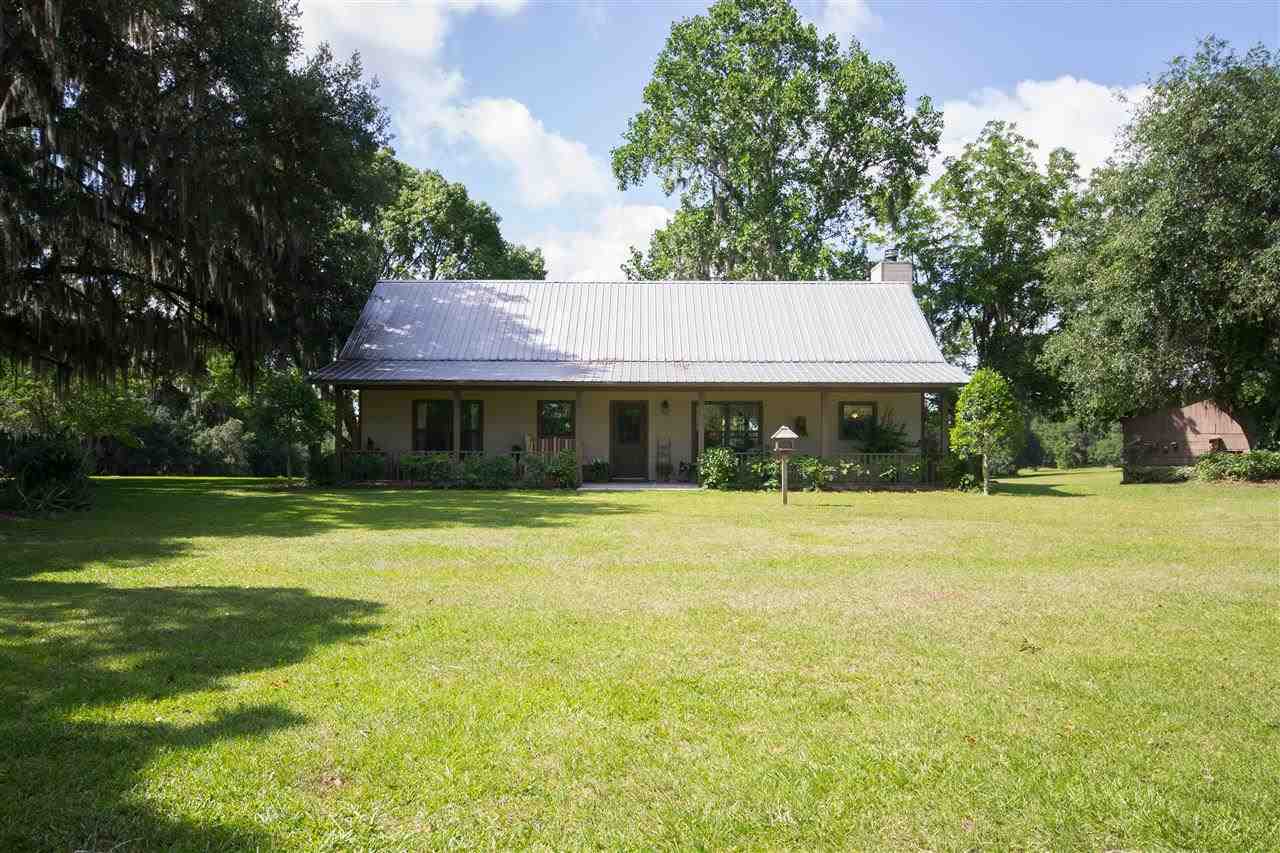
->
xmin=312 ymin=257 xmax=969 ymax=483
xmin=1121 ymin=401 xmax=1251 ymax=466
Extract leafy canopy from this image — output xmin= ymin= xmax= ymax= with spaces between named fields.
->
xmin=950 ymin=368 xmax=1022 ymax=494
xmin=379 ymin=163 xmax=546 ymax=281
xmin=900 ymin=121 xmax=1080 ymax=413
xmin=0 ymin=0 xmax=388 ymax=383
xmin=613 ymin=0 xmax=940 ymax=280
xmin=1045 ymin=39 xmax=1280 ymax=445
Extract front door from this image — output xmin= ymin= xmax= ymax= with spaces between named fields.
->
xmin=610 ymin=400 xmax=649 ymax=479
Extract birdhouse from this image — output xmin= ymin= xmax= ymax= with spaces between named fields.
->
xmin=771 ymin=424 xmax=799 ymax=455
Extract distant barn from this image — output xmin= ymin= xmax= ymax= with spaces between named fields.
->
xmin=1121 ymin=401 xmax=1250 ymax=466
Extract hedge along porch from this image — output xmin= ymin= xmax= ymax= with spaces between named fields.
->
xmin=313 ymin=261 xmax=968 ymax=484
xmin=342 ymin=385 xmax=950 ymax=483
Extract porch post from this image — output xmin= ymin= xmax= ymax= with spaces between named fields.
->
xmin=451 ymin=388 xmax=462 ymax=462
xmin=355 ymin=389 xmax=363 ymax=450
xmin=920 ymin=392 xmax=927 ymax=450
xmin=333 ymin=385 xmax=343 ymax=450
xmin=574 ymin=389 xmax=583 ymax=472
xmin=696 ymin=390 xmax=705 ymax=460
xmin=819 ymin=389 xmax=829 ymax=458
xmin=333 ymin=385 xmax=344 ymax=478
xmin=941 ymin=393 xmax=952 ymax=455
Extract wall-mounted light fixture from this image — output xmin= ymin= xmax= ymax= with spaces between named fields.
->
xmin=660 ymin=399 xmax=671 ymax=415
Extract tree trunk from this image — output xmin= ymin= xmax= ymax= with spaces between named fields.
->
xmin=982 ymin=452 xmax=990 ymax=495
xmin=285 ymin=446 xmax=292 ymax=479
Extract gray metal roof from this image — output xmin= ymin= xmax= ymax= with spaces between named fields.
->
xmin=314 ymin=280 xmax=968 ymax=386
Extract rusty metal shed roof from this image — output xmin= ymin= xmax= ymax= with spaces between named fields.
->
xmin=313 ymin=280 xmax=968 ymax=386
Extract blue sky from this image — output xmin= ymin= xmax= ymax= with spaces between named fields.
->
xmin=298 ymin=0 xmax=1277 ymax=278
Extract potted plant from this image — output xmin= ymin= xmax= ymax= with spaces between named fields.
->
xmin=656 ymin=460 xmax=673 ymax=482
xmin=582 ymin=457 xmax=611 ymax=483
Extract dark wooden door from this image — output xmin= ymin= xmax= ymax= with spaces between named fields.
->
xmin=610 ymin=400 xmax=649 ymax=479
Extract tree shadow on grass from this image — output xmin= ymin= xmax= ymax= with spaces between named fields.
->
xmin=991 ymin=479 xmax=1087 ymax=498
xmin=1 ymin=477 xmax=643 ymax=581
xmin=0 ymin=581 xmax=382 ymax=851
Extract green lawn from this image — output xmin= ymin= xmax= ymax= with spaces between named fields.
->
xmin=1 ymin=471 xmax=1276 ymax=850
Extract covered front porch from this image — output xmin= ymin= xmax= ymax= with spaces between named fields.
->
xmin=330 ymin=384 xmax=954 ymax=486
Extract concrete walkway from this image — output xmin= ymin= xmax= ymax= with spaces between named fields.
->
xmin=578 ymin=481 xmax=701 ymax=492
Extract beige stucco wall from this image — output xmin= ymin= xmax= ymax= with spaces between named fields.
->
xmin=358 ymin=386 xmax=929 ymax=479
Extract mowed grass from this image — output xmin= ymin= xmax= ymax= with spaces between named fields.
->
xmin=1 ymin=471 xmax=1277 ymax=850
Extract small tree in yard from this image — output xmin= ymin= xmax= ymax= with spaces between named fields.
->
xmin=248 ymin=369 xmax=332 ymax=479
xmin=951 ymin=369 xmax=1022 ymax=494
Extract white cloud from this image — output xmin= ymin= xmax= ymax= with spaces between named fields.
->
xmin=297 ymin=0 xmax=609 ymax=209
xmin=299 ymin=0 xmax=522 ymax=86
xmin=937 ymin=76 xmax=1147 ymax=178
xmin=816 ymin=0 xmax=882 ymax=43
xmin=438 ymin=98 xmax=613 ymax=207
xmin=528 ymin=205 xmax=674 ymax=280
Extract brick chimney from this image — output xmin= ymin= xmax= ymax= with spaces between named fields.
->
xmin=869 ymin=248 xmax=912 ymax=282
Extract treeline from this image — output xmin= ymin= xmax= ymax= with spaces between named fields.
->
xmin=2 ymin=0 xmax=1276 ymax=501
xmin=1 ymin=356 xmax=329 ymax=477
xmin=617 ymin=1 xmax=1278 ymax=451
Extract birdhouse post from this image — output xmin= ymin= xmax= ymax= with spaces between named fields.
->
xmin=770 ymin=425 xmax=799 ymax=505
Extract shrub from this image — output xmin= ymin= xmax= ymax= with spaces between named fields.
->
xmin=702 ymin=451 xmax=851 ymax=491
xmin=860 ymin=411 xmax=911 ymax=453
xmin=1024 ymin=418 xmax=1125 ymax=469
xmin=1122 ymin=465 xmax=1194 ymax=484
xmin=306 ymin=450 xmax=339 ymax=486
xmin=346 ymin=451 xmax=386 ymax=482
xmin=460 ymin=454 xmax=517 ymax=489
xmin=521 ymin=451 xmax=552 ymax=488
xmin=698 ymin=447 xmax=739 ymax=489
xmin=520 ymin=453 xmax=550 ymax=488
xmin=0 ymin=433 xmax=92 ymax=513
xmin=744 ymin=455 xmax=776 ymax=490
xmin=546 ymin=449 xmax=579 ymax=489
xmin=118 ymin=406 xmax=200 ymax=474
xmin=401 ymin=452 xmax=456 ymax=487
xmin=583 ymin=458 xmax=611 ymax=483
xmin=519 ymin=450 xmax=578 ymax=489
xmin=792 ymin=454 xmax=836 ymax=491
xmin=1194 ymin=450 xmax=1280 ymax=482
xmin=938 ymin=452 xmax=981 ymax=491
xmin=1088 ymin=424 xmax=1125 ymax=468
xmin=193 ymin=418 xmax=252 ymax=473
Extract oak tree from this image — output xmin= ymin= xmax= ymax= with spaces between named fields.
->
xmin=613 ymin=0 xmax=940 ymax=280
xmin=1045 ymin=39 xmax=1280 ymax=446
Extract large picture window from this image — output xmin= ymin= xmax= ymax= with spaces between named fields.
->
xmin=839 ymin=401 xmax=877 ymax=441
xmin=702 ymin=401 xmax=763 ymax=452
xmin=413 ymin=399 xmax=483 ymax=452
xmin=538 ymin=400 xmax=575 ymax=438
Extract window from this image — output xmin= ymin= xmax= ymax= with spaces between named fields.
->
xmin=702 ymin=401 xmax=763 ymax=452
xmin=412 ymin=399 xmax=484 ymax=452
xmin=413 ymin=400 xmax=453 ymax=452
xmin=839 ymin=401 xmax=877 ymax=441
xmin=461 ymin=400 xmax=483 ymax=453
xmin=538 ymin=400 xmax=575 ymax=438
